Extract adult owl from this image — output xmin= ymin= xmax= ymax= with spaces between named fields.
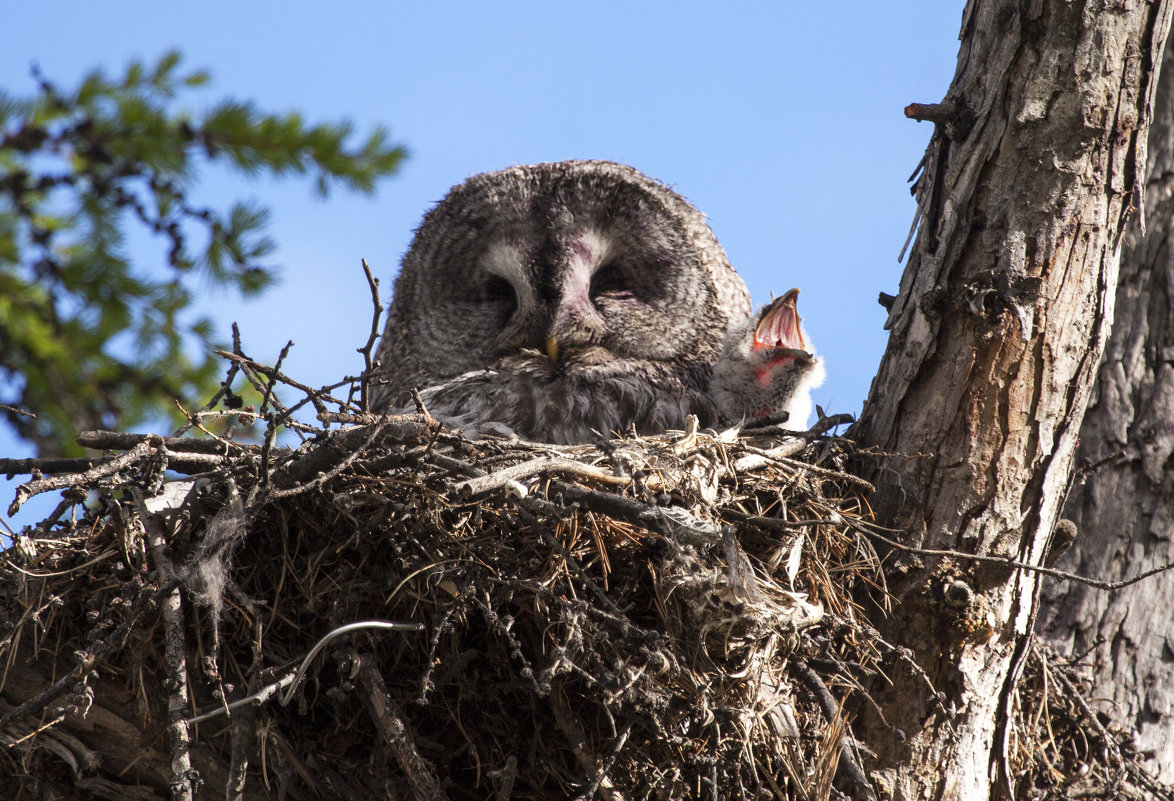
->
xmin=369 ymin=160 xmax=823 ymax=443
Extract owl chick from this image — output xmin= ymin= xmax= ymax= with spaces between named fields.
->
xmin=710 ymin=289 xmax=826 ymax=429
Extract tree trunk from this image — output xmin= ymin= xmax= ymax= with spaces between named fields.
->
xmin=851 ymin=2 xmax=1172 ymax=799
xmin=1037 ymin=32 xmax=1174 ymax=785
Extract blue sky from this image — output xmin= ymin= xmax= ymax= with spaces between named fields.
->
xmin=1 ymin=2 xmax=962 ymax=530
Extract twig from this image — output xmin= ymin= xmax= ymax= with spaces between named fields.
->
xmin=5 ymin=712 xmax=68 ymax=746
xmin=724 ymin=509 xmax=825 ymax=532
xmin=256 ymin=340 xmax=295 ymax=488
xmin=552 ymin=686 xmax=627 ymax=801
xmin=213 ymin=350 xmax=351 ymax=416
xmin=0 ymin=456 xmax=103 ymax=477
xmin=845 ymin=616 xmax=949 ymax=724
xmin=172 ymin=323 xmax=246 ymax=437
xmin=226 ymin=700 xmax=254 ymax=801
xmin=850 ymin=518 xmax=1174 ymax=591
xmin=776 ymin=456 xmax=877 ymax=493
xmin=84 ymin=428 xmax=248 ymax=475
xmin=805 ymin=413 xmax=856 ymax=436
xmin=472 ymin=589 xmax=546 ymax=696
xmin=1074 ymin=449 xmax=1127 ymax=478
xmin=2 ymin=441 xmax=249 ymax=481
xmin=0 ymin=403 xmax=35 ymax=419
xmin=357 ymin=258 xmax=384 ymax=413
xmin=4 ymin=548 xmax=117 ymax=579
xmin=546 ymin=479 xmax=670 ymax=537
xmin=904 ymin=101 xmax=961 ymax=124
xmin=422 ymin=450 xmax=485 ymax=479
xmin=258 ymin=340 xmax=293 ymax=419
xmin=533 ymin=527 xmax=632 ymax=634
xmin=11 ymin=493 xmax=81 ymax=540
xmin=739 ymin=412 xmax=854 ymax=440
xmin=572 ymin=722 xmax=633 ymax=801
xmin=270 ymin=414 xmax=440 ymax=489
xmin=267 ymin=418 xmax=396 ymax=500
xmin=185 ymin=673 xmax=297 ymax=727
xmin=354 ymin=652 xmax=450 ymax=801
xmin=0 ymin=592 xmax=64 ymax=665
xmin=732 ymin=439 xmax=807 ymax=472
xmin=489 ymin=754 xmax=519 ymax=801
xmin=77 ymin=429 xmax=252 ymax=455
xmin=790 ymin=658 xmax=877 ymax=801
xmin=410 ymin=387 xmax=435 ymax=424
xmin=318 ymin=411 xmax=385 ymax=425
xmin=8 ymin=439 xmax=154 ymax=515
xmin=227 ymin=589 xmax=267 ymax=801
xmin=455 ymin=456 xmax=631 ymax=496
xmin=1039 ymin=648 xmax=1124 ymax=769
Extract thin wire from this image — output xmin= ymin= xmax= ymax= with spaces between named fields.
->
xmin=184 ymin=619 xmax=423 ymax=726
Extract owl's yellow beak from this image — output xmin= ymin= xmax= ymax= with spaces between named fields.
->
xmin=545 ymin=336 xmax=560 ymax=364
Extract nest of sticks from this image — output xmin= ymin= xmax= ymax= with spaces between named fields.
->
xmin=0 ymin=349 xmax=1167 ymax=800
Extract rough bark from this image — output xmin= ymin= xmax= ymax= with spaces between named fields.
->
xmin=851 ymin=2 xmax=1172 ymax=799
xmin=1037 ymin=32 xmax=1174 ymax=784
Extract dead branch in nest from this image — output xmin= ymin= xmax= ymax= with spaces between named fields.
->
xmin=791 ymin=657 xmax=877 ymax=801
xmin=136 ymin=488 xmax=196 ymax=801
xmin=454 ymin=456 xmax=631 ymax=496
xmin=354 ymin=652 xmax=449 ymax=801
xmin=7 ymin=439 xmax=155 ymax=515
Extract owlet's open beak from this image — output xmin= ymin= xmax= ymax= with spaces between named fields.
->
xmin=753 ymin=288 xmax=810 ymax=357
xmin=545 ymin=336 xmax=560 ymax=364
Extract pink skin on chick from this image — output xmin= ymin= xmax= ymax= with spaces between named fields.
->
xmin=753 ymin=288 xmax=811 ymax=386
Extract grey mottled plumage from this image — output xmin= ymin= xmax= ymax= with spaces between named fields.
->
xmin=370 ymin=160 xmax=822 ymax=442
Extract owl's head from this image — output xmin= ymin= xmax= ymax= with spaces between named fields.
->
xmin=375 ymin=161 xmax=751 ymax=406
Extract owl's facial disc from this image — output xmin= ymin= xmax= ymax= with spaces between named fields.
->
xmin=469 ymin=239 xmax=537 ymax=358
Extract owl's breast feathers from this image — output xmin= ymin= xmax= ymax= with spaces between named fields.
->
xmin=413 ymin=348 xmax=719 ymax=444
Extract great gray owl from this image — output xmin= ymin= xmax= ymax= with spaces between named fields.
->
xmin=369 ymin=160 xmax=823 ymax=443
